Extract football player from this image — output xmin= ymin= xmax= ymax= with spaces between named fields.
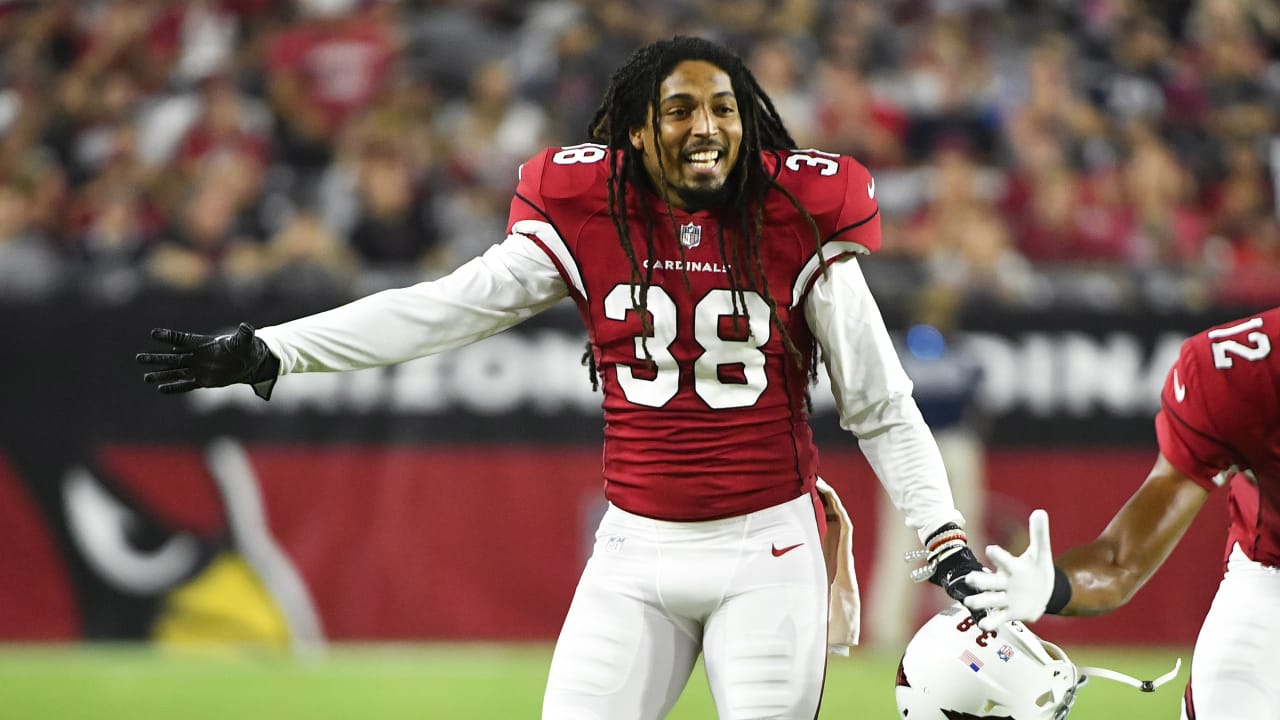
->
xmin=139 ymin=36 xmax=984 ymax=719
xmin=963 ymin=307 xmax=1280 ymax=719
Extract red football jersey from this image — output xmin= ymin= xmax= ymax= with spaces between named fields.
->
xmin=507 ymin=144 xmax=881 ymax=521
xmin=1155 ymin=307 xmax=1280 ymax=566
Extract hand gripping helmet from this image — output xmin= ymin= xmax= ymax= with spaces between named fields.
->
xmin=894 ymin=604 xmax=1081 ymax=720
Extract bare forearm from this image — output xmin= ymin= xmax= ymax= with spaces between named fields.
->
xmin=1055 ymin=542 xmax=1149 ymax=615
xmin=1052 ymin=456 xmax=1209 ymax=616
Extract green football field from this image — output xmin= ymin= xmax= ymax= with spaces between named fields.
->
xmin=0 ymin=643 xmax=1187 ymax=719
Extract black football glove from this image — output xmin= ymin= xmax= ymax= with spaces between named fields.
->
xmin=930 ymin=544 xmax=985 ymax=604
xmin=910 ymin=522 xmax=988 ymax=621
xmin=137 ymin=323 xmax=279 ymax=399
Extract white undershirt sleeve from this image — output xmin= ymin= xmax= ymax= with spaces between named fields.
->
xmin=256 ymin=233 xmax=569 ymax=375
xmin=804 ymin=257 xmax=964 ymax=545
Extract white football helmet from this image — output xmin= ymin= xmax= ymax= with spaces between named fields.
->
xmin=895 ymin=604 xmax=1081 ymax=720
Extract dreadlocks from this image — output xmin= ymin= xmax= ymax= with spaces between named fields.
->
xmin=581 ymin=35 xmax=825 ymax=397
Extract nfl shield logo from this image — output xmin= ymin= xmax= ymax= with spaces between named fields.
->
xmin=679 ymin=222 xmax=702 ymax=248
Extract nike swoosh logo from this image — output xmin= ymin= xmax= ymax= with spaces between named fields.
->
xmin=1173 ymin=369 xmax=1186 ymax=402
xmin=867 ymin=177 xmax=875 ymax=198
xmin=771 ymin=542 xmax=804 ymax=557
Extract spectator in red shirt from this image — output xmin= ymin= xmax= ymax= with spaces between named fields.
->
xmin=265 ymin=0 xmax=398 ymax=170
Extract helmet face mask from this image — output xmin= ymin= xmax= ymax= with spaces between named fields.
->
xmin=895 ymin=604 xmax=1083 ymax=720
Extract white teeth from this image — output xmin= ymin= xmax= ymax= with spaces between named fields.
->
xmin=687 ymin=151 xmax=718 ymax=168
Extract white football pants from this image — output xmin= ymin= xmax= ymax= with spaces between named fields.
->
xmin=542 ymin=492 xmax=829 ymax=720
xmin=1181 ymin=543 xmax=1280 ymax=719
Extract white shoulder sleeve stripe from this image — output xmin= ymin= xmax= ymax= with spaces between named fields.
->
xmin=790 ymin=240 xmax=869 ymax=309
xmin=513 ymin=219 xmax=587 ymax=300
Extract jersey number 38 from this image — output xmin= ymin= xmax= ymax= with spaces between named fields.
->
xmin=606 ymin=285 xmax=771 ymax=410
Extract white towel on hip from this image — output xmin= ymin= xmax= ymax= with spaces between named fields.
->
xmin=816 ymin=477 xmax=861 ymax=655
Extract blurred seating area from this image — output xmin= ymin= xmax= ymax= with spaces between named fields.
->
xmin=0 ymin=0 xmax=1276 ymax=311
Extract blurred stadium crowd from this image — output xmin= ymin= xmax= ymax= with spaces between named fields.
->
xmin=0 ymin=0 xmax=1276 ymax=311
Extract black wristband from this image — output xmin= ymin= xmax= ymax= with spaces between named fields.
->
xmin=1045 ymin=565 xmax=1072 ymax=614
xmin=924 ymin=522 xmax=964 ymax=545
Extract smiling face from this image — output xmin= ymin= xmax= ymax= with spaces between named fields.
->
xmin=629 ymin=60 xmax=744 ymax=211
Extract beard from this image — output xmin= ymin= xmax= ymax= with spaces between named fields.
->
xmin=673 ymin=183 xmax=732 ymax=212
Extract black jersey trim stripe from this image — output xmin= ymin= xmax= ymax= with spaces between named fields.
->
xmin=513 ymin=219 xmax=587 ymax=302
xmin=826 ymin=208 xmax=880 ymax=245
xmin=1161 ymin=400 xmax=1249 ymax=486
xmin=512 ymin=192 xmax=588 ymax=301
xmin=514 ymin=189 xmax=553 ymax=225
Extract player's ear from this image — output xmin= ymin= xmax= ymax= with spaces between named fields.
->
xmin=629 ymin=126 xmax=645 ymax=152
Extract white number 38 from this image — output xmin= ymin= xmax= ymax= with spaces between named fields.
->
xmin=605 ymin=285 xmax=771 ymax=409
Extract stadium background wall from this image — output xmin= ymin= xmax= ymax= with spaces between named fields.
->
xmin=0 ymin=296 xmax=1239 ymax=646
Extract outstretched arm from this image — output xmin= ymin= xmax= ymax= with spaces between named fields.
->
xmin=1055 ymin=452 xmax=1209 ymax=615
xmin=254 ymin=234 xmax=568 ymax=375
xmin=138 ymin=234 xmax=568 ymax=397
xmin=965 ymin=452 xmax=1208 ymax=629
